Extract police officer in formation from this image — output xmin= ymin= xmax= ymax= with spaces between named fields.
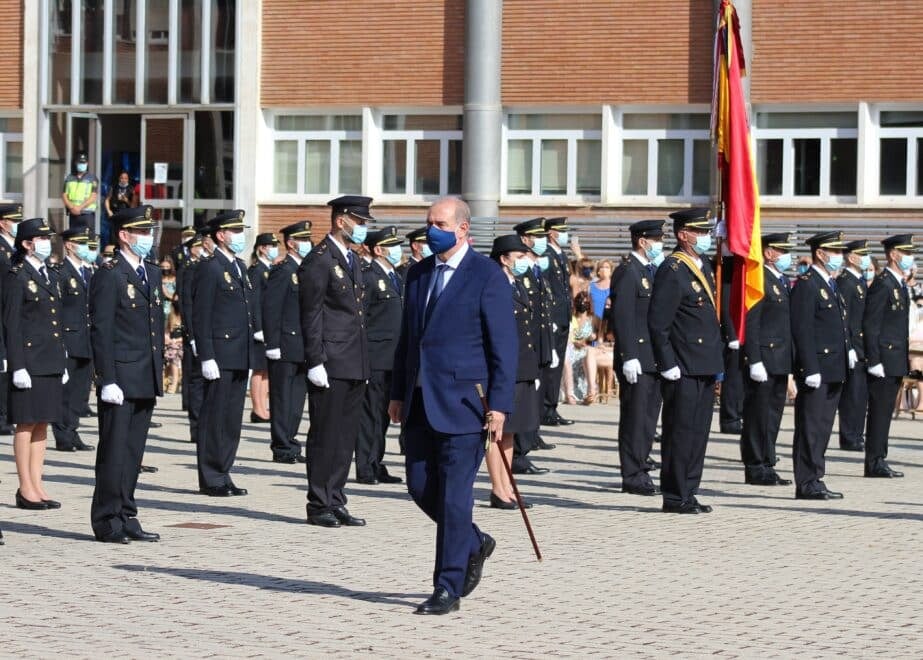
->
xmin=739 ymin=233 xmax=794 ymax=486
xmin=193 ymin=210 xmax=256 ymax=497
xmin=298 ymin=196 xmax=371 ymax=528
xmin=51 ymin=227 xmax=95 ymax=452
xmin=648 ymin=208 xmax=723 ymax=514
xmin=863 ymin=234 xmax=915 ymax=478
xmin=247 ymin=232 xmax=277 ymax=424
xmin=609 ymin=220 xmax=664 ymax=496
xmin=355 ymin=226 xmax=404 ymax=485
xmin=790 ymin=231 xmax=850 ymax=500
xmin=717 ymin=251 xmax=744 ymax=435
xmin=262 ymin=221 xmax=312 ymax=464
xmin=543 ymin=217 xmax=574 ymax=431
xmin=89 ymin=205 xmax=163 ymax=543
xmin=397 ymin=227 xmax=430 ymax=277
xmin=0 ymin=204 xmax=23 ymax=436
xmin=836 ymin=240 xmax=872 ymax=452
xmin=178 ymin=228 xmax=211 ymax=443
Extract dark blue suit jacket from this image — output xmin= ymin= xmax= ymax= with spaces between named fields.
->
xmin=391 ymin=247 xmax=517 ymax=435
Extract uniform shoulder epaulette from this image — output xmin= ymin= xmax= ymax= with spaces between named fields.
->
xmin=103 ymin=258 xmax=119 ymax=270
xmin=798 ymin=273 xmax=810 ymax=281
xmin=48 ymin=261 xmax=63 ymax=271
xmin=668 ymin=255 xmax=680 ymax=271
xmin=620 ymin=254 xmax=631 ymax=265
xmin=9 ymin=262 xmax=22 ymax=273
xmin=360 ymin=259 xmax=373 ymax=273
xmin=145 ymin=258 xmax=161 ymax=269
xmin=313 ymin=241 xmax=329 ymax=255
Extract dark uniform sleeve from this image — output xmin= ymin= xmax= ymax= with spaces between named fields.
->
xmin=88 ymin=265 xmax=118 ymax=386
xmin=2 ymin=270 xmax=25 ymax=372
xmin=193 ymin=260 xmax=220 ymax=363
xmin=862 ymin=276 xmax=887 ymax=368
xmin=482 ymin=265 xmax=518 ymax=413
xmin=262 ymin=264 xmax=287 ymax=351
xmin=648 ymin=260 xmax=683 ymax=372
xmin=298 ymin=251 xmax=330 ymax=368
xmin=610 ymin=263 xmax=640 ymax=362
xmin=790 ymin=276 xmax=820 ymax=377
xmin=743 ymin=295 xmax=764 ymax=366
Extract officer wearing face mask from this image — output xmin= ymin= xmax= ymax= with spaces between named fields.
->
xmin=397 ymin=227 xmax=431 ymax=278
xmin=247 ymin=233 xmax=279 ymax=424
xmin=262 ymin=221 xmax=312 ymax=464
xmin=790 ymin=231 xmax=850 ymax=500
xmin=178 ymin=227 xmax=212 ymax=443
xmin=610 ymin=219 xmax=665 ymax=496
xmin=836 ymin=240 xmax=873 ymax=452
xmin=648 ymin=208 xmax=723 ymax=514
xmin=298 ymin=195 xmax=372 ymax=528
xmin=193 ymin=210 xmax=257 ymax=497
xmin=0 ymin=204 xmax=24 ymax=436
xmin=62 ymin=152 xmax=98 ymax=231
xmin=354 ymin=226 xmax=405 ymax=486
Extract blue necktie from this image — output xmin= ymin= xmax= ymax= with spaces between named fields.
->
xmin=828 ymin=278 xmax=837 ymax=294
xmin=81 ymin=266 xmax=91 ymax=286
xmin=779 ymin=274 xmax=788 ymax=291
xmin=39 ymin=265 xmax=49 ymax=284
xmin=136 ymin=264 xmax=148 ymax=292
xmin=646 ymin=263 xmax=656 ymax=279
xmin=346 ymin=250 xmax=354 ymax=272
xmin=389 ymin=271 xmax=400 ymax=292
xmin=424 ymin=264 xmax=447 ymax=327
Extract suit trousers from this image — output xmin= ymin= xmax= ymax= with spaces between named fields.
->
xmin=305 ymin=378 xmax=365 ymax=514
xmin=792 ymin=380 xmax=842 ymax=493
xmin=355 ymin=368 xmax=392 ymax=479
xmin=52 ymin=355 xmax=92 ymax=447
xmin=719 ymin=347 xmax=744 ymax=427
xmin=542 ymin=328 xmax=569 ymax=417
xmin=267 ymin=360 xmax=307 ymax=460
xmin=660 ymin=375 xmax=715 ymax=506
xmin=740 ymin=373 xmax=788 ymax=476
xmin=181 ymin=340 xmax=192 ymax=410
xmin=184 ymin=355 xmax=205 ymax=444
xmin=616 ymin=369 xmax=658 ymax=488
xmin=838 ymin=362 xmax=868 ymax=446
xmin=404 ymin=389 xmax=486 ymax=598
xmin=197 ymin=369 xmax=247 ymax=489
xmin=865 ymin=375 xmax=902 ymax=470
xmin=91 ymin=397 xmax=154 ymax=538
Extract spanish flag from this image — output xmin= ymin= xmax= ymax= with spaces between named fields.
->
xmin=713 ymin=0 xmax=763 ymax=343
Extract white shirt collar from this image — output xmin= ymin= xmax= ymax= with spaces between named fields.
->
xmin=120 ymin=248 xmax=141 ymax=270
xmin=437 ymin=240 xmax=469 ymax=270
xmin=550 ymin=242 xmax=563 ymax=255
xmin=846 ymin=266 xmax=862 ymax=279
xmin=27 ymin=255 xmax=46 ymax=270
xmin=258 ymin=256 xmax=272 ymax=268
xmin=811 ymin=263 xmax=831 ymax=283
xmin=67 ymin=254 xmax=84 ymax=270
xmin=631 ymin=250 xmax=650 ymax=266
xmin=886 ymin=266 xmax=905 ymax=284
xmin=327 ymin=233 xmax=350 ymax=260
xmin=288 ymin=252 xmax=302 ymax=266
xmin=218 ymin=246 xmax=236 ymax=263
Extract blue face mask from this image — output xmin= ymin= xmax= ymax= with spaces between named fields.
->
xmin=774 ymin=252 xmax=792 ymax=272
xmin=538 ymin=255 xmax=550 ymax=271
xmin=33 ymin=238 xmax=52 ymax=260
xmin=385 ymin=245 xmax=402 ymax=266
xmin=511 ymin=257 xmax=531 ymax=277
xmin=825 ymin=253 xmax=843 ymax=272
xmin=693 ymin=234 xmax=712 ymax=256
xmin=426 ymin=225 xmax=458 ymax=255
xmin=86 ymin=249 xmax=98 ymax=262
xmin=557 ymin=232 xmax=569 ymax=247
xmin=899 ymin=254 xmax=915 ymax=272
xmin=267 ymin=246 xmax=279 ymax=261
xmin=75 ymin=244 xmax=90 ymax=261
xmin=346 ymin=220 xmax=367 ymax=245
xmin=227 ymin=232 xmax=246 ymax=255
xmin=864 ymin=270 xmax=875 ymax=282
xmin=858 ymin=254 xmax=871 ymax=271
xmin=76 ymin=163 xmax=88 ymax=174
xmin=531 ymin=236 xmax=548 ymax=256
xmin=797 ymin=263 xmax=810 ymax=275
xmin=9 ymin=223 xmax=18 ymax=238
xmin=421 ymin=244 xmax=433 ymax=259
xmin=130 ymin=234 xmax=153 ymax=259
xmin=645 ymin=241 xmax=664 ymax=262
xmin=296 ymin=241 xmax=312 ymax=258
xmin=652 ymin=252 xmax=665 ymax=268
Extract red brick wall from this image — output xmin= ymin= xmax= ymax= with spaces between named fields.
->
xmin=0 ymin=0 xmax=23 ymax=109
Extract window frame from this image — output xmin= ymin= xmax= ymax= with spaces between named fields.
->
xmin=378 ymin=122 xmax=463 ymax=201
xmin=618 ymin=125 xmax=711 ymax=203
xmin=0 ymin=131 xmax=25 ymax=201
xmin=875 ymin=125 xmax=923 ymax=200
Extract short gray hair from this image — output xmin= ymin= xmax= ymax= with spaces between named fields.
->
xmin=430 ymin=196 xmax=470 ymax=227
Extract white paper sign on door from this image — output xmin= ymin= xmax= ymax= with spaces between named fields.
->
xmin=153 ymin=162 xmax=168 ymax=184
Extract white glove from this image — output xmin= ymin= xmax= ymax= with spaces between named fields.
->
xmin=308 ymin=364 xmax=330 ymax=388
xmin=1 ymin=359 xmax=6 ymax=373
xmin=202 ymin=359 xmax=220 ymax=381
xmin=848 ymin=349 xmax=857 ymax=370
xmin=62 ymin=369 xmax=69 ymax=385
xmin=253 ymin=330 xmax=265 ymax=343
xmin=100 ymin=383 xmax=124 ymax=405
xmin=622 ymin=358 xmax=642 ymax=385
xmin=552 ymin=323 xmax=559 ymax=332
xmin=660 ymin=366 xmax=681 ymax=381
xmin=550 ymin=349 xmax=559 ymax=369
xmin=265 ymin=348 xmax=282 ymax=360
xmin=749 ymin=362 xmax=769 ymax=383
xmin=804 ymin=373 xmax=822 ymax=388
xmin=728 ymin=340 xmax=740 ymax=350
xmin=12 ymin=368 xmax=32 ymax=389
xmin=534 ymin=378 xmax=540 ymax=391
xmin=190 ymin=340 xmax=198 ymax=357
xmin=715 ymin=220 xmax=728 ymax=239
xmin=868 ymin=363 xmax=886 ymax=378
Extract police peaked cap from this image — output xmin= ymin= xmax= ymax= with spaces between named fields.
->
xmin=882 ymin=234 xmax=915 ymax=253
xmin=365 ymin=225 xmax=402 ymax=248
xmin=762 ymin=232 xmax=795 ymax=250
xmin=490 ymin=234 xmax=530 ymax=259
xmin=669 ymin=207 xmax=714 ymax=233
xmin=254 ymin=232 xmax=279 ymax=247
xmin=513 ymin=217 xmax=548 ymax=237
xmin=112 ymin=205 xmax=156 ymax=231
xmin=328 ymin=195 xmax=374 ymax=222
xmin=629 ymin=220 xmax=665 ymax=238
xmin=281 ymin=221 xmax=313 ymax=239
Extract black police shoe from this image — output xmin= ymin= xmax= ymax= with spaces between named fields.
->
xmin=415 ymin=588 xmax=459 ymax=615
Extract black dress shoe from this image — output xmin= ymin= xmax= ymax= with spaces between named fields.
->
xmin=623 ymin=483 xmax=659 ymax=496
xmin=822 ymin=488 xmax=844 ymax=499
xmin=745 ymin=473 xmax=777 ymax=486
xmin=489 ymin=492 xmax=533 ymax=509
xmin=692 ymin=498 xmax=713 ymax=513
xmin=0 ymin=529 xmax=4 ymax=545
xmin=73 ymin=440 xmax=95 ymax=451
xmin=839 ymin=442 xmax=864 ymax=452
xmin=553 ymin=413 xmax=574 ymax=426
xmin=139 ymin=465 xmax=158 ymax=473
xmin=273 ymin=455 xmax=298 ymax=464
xmin=307 ymin=511 xmax=341 ymax=528
xmin=645 ymin=458 xmax=661 ymax=470
xmin=540 ymin=415 xmax=560 ymax=427
xmin=720 ymin=421 xmax=743 ymax=434
xmin=865 ymin=465 xmax=904 ymax=478
xmin=55 ymin=444 xmax=78 ymax=452
xmin=415 ymin=588 xmax=459 ymax=615
xmin=332 ymin=506 xmax=365 ymax=526
xmin=768 ymin=471 xmax=793 ymax=486
xmin=41 ymin=499 xmax=62 ymax=509
xmin=199 ymin=485 xmax=233 ymax=497
xmin=795 ymin=490 xmax=829 ymax=500
xmin=356 ymin=475 xmax=379 ymax=485
xmin=511 ymin=462 xmax=549 ymax=475
xmin=377 ymin=470 xmax=403 ymax=484
xmin=297 ymin=455 xmax=307 ymax=463
xmin=0 ymin=423 xmax=16 ymax=435
xmin=149 ymin=421 xmax=162 ymax=428
xmin=534 ymin=438 xmax=556 ymax=450
xmin=662 ymin=501 xmax=699 ymax=514
xmin=96 ymin=530 xmax=131 ymax=544
xmin=250 ymin=412 xmax=271 ymax=423
xmin=227 ymin=483 xmax=248 ymax=496
xmin=125 ymin=528 xmax=160 ymax=542
xmin=462 ymin=533 xmax=496 ymax=597
xmin=16 ymin=490 xmax=50 ymax=510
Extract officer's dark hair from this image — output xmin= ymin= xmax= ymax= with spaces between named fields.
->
xmin=631 ymin=235 xmax=643 ymax=250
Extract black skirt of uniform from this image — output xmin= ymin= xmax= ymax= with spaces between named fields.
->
xmin=251 ymin=339 xmax=268 ymax=372
xmin=504 ymin=380 xmax=541 ymax=435
xmin=9 ymin=374 xmax=64 ymax=425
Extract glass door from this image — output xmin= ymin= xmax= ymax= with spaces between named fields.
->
xmin=141 ymin=114 xmax=192 ymax=249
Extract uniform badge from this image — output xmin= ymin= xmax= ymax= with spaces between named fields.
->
xmin=641 ymin=277 xmax=650 ymax=290
xmin=154 ymin=291 xmax=161 ymax=305
xmin=772 ymin=284 xmax=781 ymax=296
xmin=378 ymin=279 xmax=386 ymax=291
xmin=523 ymin=278 xmax=531 ymax=290
xmin=334 ymin=265 xmax=345 ymax=279
xmin=27 ymin=280 xmax=38 ymax=293
xmin=291 ymin=273 xmax=298 ymax=285
xmin=856 ymin=284 xmax=863 ymax=296
xmin=127 ymin=283 xmax=136 ymax=299
xmin=691 ymin=281 xmax=702 ymax=293
xmin=820 ymin=288 xmax=829 ymax=300
xmin=224 ymin=271 xmax=232 ymax=284
xmin=893 ymin=289 xmax=900 ymax=301
xmin=69 ymin=277 xmax=78 ymax=289
xmin=263 ymin=271 xmax=269 ymax=280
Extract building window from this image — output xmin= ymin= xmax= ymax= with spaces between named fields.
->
xmin=0 ymin=118 xmax=24 ymax=200
xmin=271 ymin=115 xmax=362 ymax=197
xmin=505 ymin=113 xmax=601 ymax=198
xmin=620 ymin=113 xmax=710 ymax=200
xmin=877 ymin=111 xmax=923 ymax=198
xmin=381 ymin=115 xmax=462 ymax=198
xmin=754 ymin=112 xmax=858 ymax=200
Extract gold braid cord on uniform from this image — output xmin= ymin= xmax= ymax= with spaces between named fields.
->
xmin=671 ymin=251 xmax=717 ymax=316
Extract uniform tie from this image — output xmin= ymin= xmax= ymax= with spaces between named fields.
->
xmin=828 ymin=278 xmax=837 ymax=295
xmin=389 ymin=271 xmax=400 ymax=293
xmin=779 ymin=274 xmax=788 ymax=291
xmin=136 ymin=264 xmax=148 ymax=290
xmin=39 ymin=265 xmax=49 ymax=284
xmin=347 ymin=250 xmax=354 ymax=272
xmin=424 ymin=264 xmax=448 ymax=327
xmin=647 ymin=263 xmax=656 ymax=279
xmin=81 ymin=266 xmax=91 ymax=286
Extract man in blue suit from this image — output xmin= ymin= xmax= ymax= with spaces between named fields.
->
xmin=389 ymin=197 xmax=517 ymax=615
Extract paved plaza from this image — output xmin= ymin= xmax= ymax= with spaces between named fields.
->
xmin=1 ymin=392 xmax=922 ymax=657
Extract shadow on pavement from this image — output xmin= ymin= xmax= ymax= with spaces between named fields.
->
xmin=723 ymin=501 xmax=923 ymax=521
xmin=111 ymin=564 xmax=427 ymax=606
xmin=2 ymin=521 xmax=94 ymax=542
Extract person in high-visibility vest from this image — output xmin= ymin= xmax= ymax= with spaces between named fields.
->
xmin=61 ymin=152 xmax=98 ymax=231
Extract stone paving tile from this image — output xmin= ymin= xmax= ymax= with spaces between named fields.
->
xmin=1 ymin=394 xmax=922 ymax=656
